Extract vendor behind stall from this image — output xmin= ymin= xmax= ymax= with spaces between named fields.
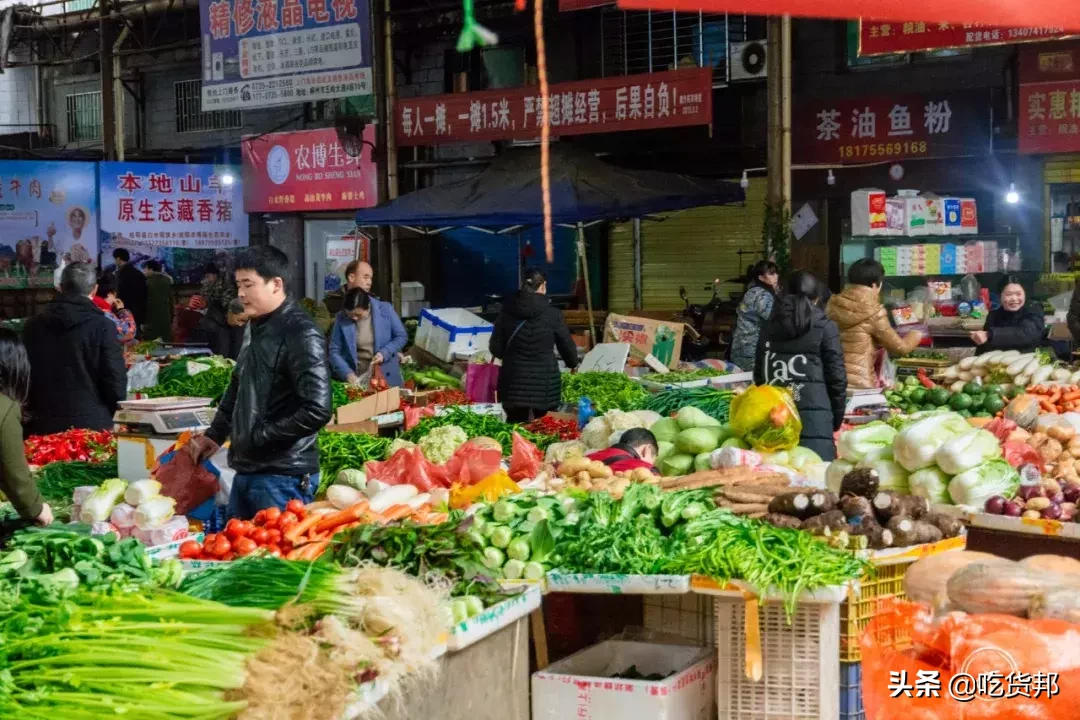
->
xmin=972 ymin=275 xmax=1046 ymax=355
xmin=587 ymin=428 xmax=660 ymax=474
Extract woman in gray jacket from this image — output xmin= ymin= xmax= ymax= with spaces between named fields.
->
xmin=730 ymin=260 xmax=779 ymax=372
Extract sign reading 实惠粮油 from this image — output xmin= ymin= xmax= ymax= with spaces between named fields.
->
xmin=394 ymin=68 xmax=713 ymax=147
xmin=198 ymin=0 xmax=372 ymax=111
xmin=242 ymin=126 xmax=378 ymax=212
xmin=857 ymin=20 xmax=1072 ymax=56
xmin=1019 ymin=42 xmax=1080 ymax=154
xmin=794 ymin=90 xmax=992 ymax=165
xmin=98 ymin=162 xmax=249 ymax=258
xmin=0 ymin=161 xmax=98 ymax=272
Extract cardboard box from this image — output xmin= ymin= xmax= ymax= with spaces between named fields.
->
xmin=324 ymin=419 xmax=379 ymax=435
xmin=604 ymin=314 xmax=684 ymax=368
xmin=532 ymin=640 xmax=716 ymax=720
xmin=334 ymin=387 xmax=401 ymax=424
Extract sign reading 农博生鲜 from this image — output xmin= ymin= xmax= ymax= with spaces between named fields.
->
xmin=1019 ymin=42 xmax=1080 ymax=153
xmin=858 ymin=20 xmax=1072 ymax=56
xmin=0 ymin=161 xmax=98 ymax=276
xmin=99 ymin=162 xmax=249 ymax=255
xmin=795 ymin=91 xmax=992 ymax=165
xmin=198 ymin=0 xmax=372 ymax=111
xmin=395 ymin=68 xmax=712 ymax=146
xmin=242 ymin=126 xmax=378 ymax=212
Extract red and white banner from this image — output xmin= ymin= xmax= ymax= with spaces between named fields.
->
xmin=858 ymin=20 xmax=1073 ymax=56
xmin=394 ymin=68 xmax=713 ymax=147
xmin=1019 ymin=42 xmax=1080 ymax=153
xmin=616 ymin=0 xmax=1080 ymax=33
xmin=242 ymin=126 xmax=378 ymax=212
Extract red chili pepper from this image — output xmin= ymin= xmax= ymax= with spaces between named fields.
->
xmin=916 ymin=368 xmax=935 ymax=389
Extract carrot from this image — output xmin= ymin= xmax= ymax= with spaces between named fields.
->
xmin=1063 ymin=391 xmax=1080 ymax=402
xmin=379 ymin=505 xmax=415 ymax=523
xmin=285 ymin=546 xmax=307 ymax=560
xmin=299 ymin=540 xmax=329 ymax=560
xmin=314 ymin=501 xmax=371 ymax=533
xmin=284 ymin=513 xmax=323 ymax=544
xmin=1039 ymin=398 xmax=1058 ymax=413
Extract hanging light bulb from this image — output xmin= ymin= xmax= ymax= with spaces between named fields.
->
xmin=1005 ymin=183 xmax=1019 ymax=204
xmin=827 ymin=169 xmax=836 ymax=186
xmin=740 ymin=170 xmax=749 ymax=189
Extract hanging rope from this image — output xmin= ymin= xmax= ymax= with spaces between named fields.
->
xmin=532 ymin=0 xmax=553 ymax=262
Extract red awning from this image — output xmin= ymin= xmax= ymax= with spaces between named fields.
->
xmin=616 ymin=0 xmax=1080 ymax=32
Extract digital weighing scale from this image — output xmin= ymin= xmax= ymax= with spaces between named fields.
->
xmin=114 ymin=397 xmax=216 ymax=480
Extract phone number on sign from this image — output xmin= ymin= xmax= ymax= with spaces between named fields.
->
xmin=838 ymin=140 xmax=929 ymax=159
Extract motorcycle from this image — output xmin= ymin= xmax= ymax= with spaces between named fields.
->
xmin=678 ymin=281 xmax=724 ymax=361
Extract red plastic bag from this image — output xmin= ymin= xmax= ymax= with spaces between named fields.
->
xmin=445 ymin=440 xmax=503 ymax=486
xmin=363 ymin=448 xmax=413 ymax=486
xmin=862 ymin=601 xmax=1080 ymax=720
xmin=508 ymin=432 xmax=543 ymax=481
xmin=152 ymin=448 xmax=220 ymax=515
xmin=403 ymin=404 xmax=437 ymax=431
xmin=1003 ymin=440 xmax=1044 ymax=471
xmin=366 ymin=447 xmax=451 ymax=491
xmin=985 ymin=418 xmax=1018 ymax=444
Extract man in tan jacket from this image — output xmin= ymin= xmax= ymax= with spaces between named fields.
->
xmin=826 ymin=258 xmax=923 ymax=389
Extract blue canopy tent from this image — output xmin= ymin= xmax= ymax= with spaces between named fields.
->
xmin=354 ymin=143 xmax=745 ymax=342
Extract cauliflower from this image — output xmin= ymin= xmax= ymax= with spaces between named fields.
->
xmin=386 ymin=438 xmax=417 ymax=459
xmin=606 ymin=409 xmax=644 ymax=433
xmin=580 ymin=415 xmax=613 ymax=449
xmin=545 ymin=440 xmax=587 ymax=464
xmin=608 ymin=430 xmax=627 ymax=447
xmin=630 ymin=409 xmax=662 ymax=428
xmin=417 ymin=425 xmax=468 ymax=464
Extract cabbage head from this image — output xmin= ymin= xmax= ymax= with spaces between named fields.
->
xmin=892 ymin=413 xmax=971 ymax=472
xmin=837 ymin=422 xmax=897 ymax=463
xmin=908 ymin=465 xmax=951 ymax=504
xmin=948 ymin=459 xmax=1020 ymax=508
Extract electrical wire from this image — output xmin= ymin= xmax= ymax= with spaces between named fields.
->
xmin=532 ymin=0 xmax=553 ymax=263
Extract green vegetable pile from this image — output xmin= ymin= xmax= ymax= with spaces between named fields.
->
xmin=33 ymin=460 xmax=119 ymax=520
xmin=317 ymin=430 xmax=392 ymax=494
xmin=640 ymin=368 xmax=729 ymax=384
xmin=142 ymin=357 xmax=236 ymax=405
xmin=403 ymin=365 xmax=463 ymax=390
xmin=400 ymin=406 xmax=556 ymax=453
xmin=561 ymin=371 xmax=650 ymax=413
xmin=885 ymin=375 xmax=1016 ymax=418
xmin=644 ymin=386 xmax=736 ymax=425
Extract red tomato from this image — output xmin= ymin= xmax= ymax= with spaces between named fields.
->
xmin=253 ymin=510 xmax=268 ymax=526
xmin=250 ymin=528 xmax=270 ymax=546
xmin=265 ymin=529 xmax=282 ymax=545
xmin=263 ymin=507 xmax=282 ymax=524
xmin=265 ymin=545 xmax=283 ymax=558
xmin=178 ymin=540 xmax=202 ymax=559
xmin=225 ymin=520 xmax=252 ymax=543
xmin=279 ymin=540 xmax=293 ymax=555
xmin=209 ymin=536 xmax=232 ymax=558
xmin=285 ymin=499 xmax=306 ymax=518
xmin=234 ymin=537 xmax=258 ymax=556
xmin=203 ymin=533 xmax=219 ymax=547
xmin=219 ymin=552 xmax=236 ymax=562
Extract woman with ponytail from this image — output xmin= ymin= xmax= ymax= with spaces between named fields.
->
xmin=754 ymin=270 xmax=847 ymax=460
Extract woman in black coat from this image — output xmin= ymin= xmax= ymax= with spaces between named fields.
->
xmin=754 ymin=270 xmax=847 ymax=461
xmin=490 ymin=269 xmax=579 ymax=423
xmin=971 ymin=275 xmax=1046 ymax=355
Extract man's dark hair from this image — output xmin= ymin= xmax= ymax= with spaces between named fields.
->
xmin=95 ymin=275 xmax=117 ymax=298
xmin=227 ymin=298 xmax=246 ymax=316
xmin=61 ymin=262 xmax=98 ymax=296
xmin=619 ymin=427 xmax=659 ymax=454
xmin=750 ymin=260 xmax=779 ymax=280
xmin=112 ymin=248 xmax=130 ymax=263
xmin=522 ymin=268 xmax=546 ymax=293
xmin=848 ymin=257 xmax=885 ymax=288
xmin=234 ymin=246 xmax=290 ymax=286
xmin=342 ymin=288 xmax=372 ymax=312
xmin=145 ymin=259 xmax=162 ymax=272
xmin=201 ymin=262 xmax=219 ymax=277
xmin=0 ymin=329 xmax=30 ymax=410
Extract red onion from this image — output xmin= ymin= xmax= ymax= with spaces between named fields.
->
xmin=1003 ymin=501 xmax=1024 ymax=517
xmin=1042 ymin=503 xmax=1064 ymax=520
xmin=1051 ymin=491 xmax=1066 ymax=505
xmin=1063 ymin=484 xmax=1080 ymax=504
xmin=984 ymin=496 xmax=1007 ymax=514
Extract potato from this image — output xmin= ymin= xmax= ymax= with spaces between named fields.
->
xmin=561 ymin=457 xmax=592 ymax=476
xmin=1049 ymin=425 xmax=1077 ymax=443
xmin=588 ymin=461 xmax=613 ymax=479
xmin=1039 ymin=439 xmax=1064 ymax=463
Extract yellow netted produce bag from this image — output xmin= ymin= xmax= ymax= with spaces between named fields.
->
xmin=728 ymin=385 xmax=802 ymax=452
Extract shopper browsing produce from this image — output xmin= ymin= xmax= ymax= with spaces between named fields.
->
xmin=0 ymin=330 xmax=51 ymax=526
xmin=328 ymin=287 xmax=407 ymax=387
xmin=490 ymin=268 xmax=579 ymax=423
xmin=191 ymin=297 xmax=247 ymax=360
xmin=754 ymin=270 xmax=847 ymax=461
xmin=188 ymin=246 xmax=333 ymax=519
xmin=587 ymin=427 xmax=661 ymax=474
xmin=971 ymin=275 xmax=1046 ymax=355
xmin=111 ymin=248 xmax=148 ymax=333
xmin=142 ymin=259 xmax=174 ymax=341
xmin=23 ymin=262 xmax=127 ymax=435
xmin=730 ymin=259 xmax=779 ymax=373
xmin=91 ymin=275 xmax=136 ymax=346
xmin=827 ymin=258 xmax=923 ymax=389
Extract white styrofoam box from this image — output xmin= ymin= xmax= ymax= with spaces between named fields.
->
xmin=400 ymin=300 xmax=430 ymax=318
xmin=533 ymin=640 xmax=716 ymax=720
xmin=546 ymin=573 xmax=691 ymax=594
xmin=713 ymin=597 xmax=839 ymax=720
xmin=400 ymin=281 xmax=426 ymax=302
xmin=448 ymin=585 xmax=541 ymax=651
xmin=415 ymin=307 xmax=493 ymax=362
xmin=145 ymin=532 xmax=204 ymax=559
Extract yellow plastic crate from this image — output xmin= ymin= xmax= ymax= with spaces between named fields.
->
xmin=839 ymin=562 xmax=914 ymax=663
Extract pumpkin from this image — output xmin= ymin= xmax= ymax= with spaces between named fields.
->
xmin=1020 ymin=555 xmax=1080 ymax=583
xmin=904 ymin=550 xmax=1001 ymax=606
xmin=1004 ymin=394 xmax=1041 ymax=430
xmin=946 ymin=561 xmax=1053 ymax=616
xmin=1029 ymin=587 xmax=1080 ymax=623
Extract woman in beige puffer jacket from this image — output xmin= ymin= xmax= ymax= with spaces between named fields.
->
xmin=826 ymin=259 xmax=923 ymax=389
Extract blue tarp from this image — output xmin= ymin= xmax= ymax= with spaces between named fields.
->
xmin=355 ymin=144 xmax=744 ymax=229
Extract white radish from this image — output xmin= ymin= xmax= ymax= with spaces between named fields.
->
xmin=1070 ymin=370 xmax=1080 ymax=384
xmin=405 ymin=493 xmax=431 ymax=509
xmin=944 ymin=366 xmax=961 ymax=380
xmin=950 ymin=380 xmax=967 ymax=393
xmin=1053 ymin=367 xmax=1072 ymax=382
xmin=327 ymin=484 xmax=364 ymax=510
xmin=1024 ymin=358 xmax=1043 ymax=375
xmin=1015 ymin=373 xmax=1032 ymax=388
xmin=999 ymin=383 xmax=1014 ymax=395
xmin=959 ymin=356 xmax=977 ymax=370
xmin=1031 ymin=366 xmax=1055 ymax=385
xmin=364 ymin=479 xmax=391 ymax=499
xmin=958 ymin=371 xmax=974 ymax=382
xmin=369 ymin=484 xmax=419 ymax=512
xmin=997 ymin=350 xmax=1021 ymax=365
xmin=1007 ymin=355 xmax=1035 ymax=376
xmin=975 ymin=351 xmax=1000 ymax=367
xmin=970 ymin=367 xmax=986 ymax=377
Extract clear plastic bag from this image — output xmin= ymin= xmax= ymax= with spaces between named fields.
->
xmin=127 ymin=360 xmax=160 ymax=393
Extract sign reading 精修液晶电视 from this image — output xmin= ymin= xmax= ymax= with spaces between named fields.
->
xmin=794 ymin=91 xmax=991 ymax=165
xmin=198 ymin=0 xmax=372 ymax=110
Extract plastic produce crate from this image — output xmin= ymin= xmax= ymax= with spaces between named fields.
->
xmin=714 ymin=596 xmax=839 ymax=720
xmin=840 ymin=561 xmax=913 ymax=662
xmin=415 ymin=308 xmax=493 ymax=362
xmin=840 ymin=661 xmax=864 ymax=720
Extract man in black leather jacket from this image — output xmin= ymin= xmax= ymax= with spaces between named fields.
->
xmin=189 ymin=246 xmax=333 ymax=519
